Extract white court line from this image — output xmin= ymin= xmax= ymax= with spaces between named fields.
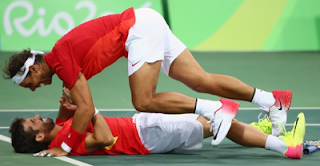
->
xmin=54 ymin=157 xmax=92 ymax=166
xmin=239 ymin=107 xmax=320 ymax=110
xmin=286 ymin=123 xmax=320 ymax=126
xmin=0 ymin=107 xmax=319 ymax=112
xmin=0 ymin=134 xmax=11 ymax=143
xmin=1 ymin=123 xmax=320 ymax=129
xmin=0 ymin=134 xmax=92 ymax=166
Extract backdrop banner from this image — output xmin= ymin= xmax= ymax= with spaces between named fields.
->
xmin=0 ymin=0 xmax=162 ymax=51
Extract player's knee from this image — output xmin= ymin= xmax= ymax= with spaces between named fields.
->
xmin=186 ymin=74 xmax=211 ymax=93
xmin=132 ymin=98 xmax=152 ymax=112
xmin=189 ymin=81 xmax=207 ymax=93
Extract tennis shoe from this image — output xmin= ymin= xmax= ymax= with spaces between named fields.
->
xmin=268 ymin=90 xmax=292 ymax=136
xmin=279 ymin=112 xmax=305 ymax=159
xmin=210 ymin=99 xmax=239 ymax=146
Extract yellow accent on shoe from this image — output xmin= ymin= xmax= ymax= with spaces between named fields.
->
xmin=278 ymin=112 xmax=306 ymax=159
xmin=250 ymin=117 xmax=272 ymax=134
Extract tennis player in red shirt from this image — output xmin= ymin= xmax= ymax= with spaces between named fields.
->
xmin=3 ymin=7 xmax=292 ymax=157
xmin=9 ymin=95 xmax=305 ymax=159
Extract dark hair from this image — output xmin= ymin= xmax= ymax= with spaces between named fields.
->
xmin=2 ymin=48 xmax=45 ymax=79
xmin=9 ymin=118 xmax=49 ymax=153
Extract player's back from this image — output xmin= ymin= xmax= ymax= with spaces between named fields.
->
xmin=46 ymin=7 xmax=136 ymax=82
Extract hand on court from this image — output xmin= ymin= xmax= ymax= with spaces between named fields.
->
xmin=34 ymin=147 xmax=68 ymax=157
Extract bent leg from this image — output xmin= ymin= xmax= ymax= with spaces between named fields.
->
xmin=129 ymin=61 xmax=196 ymax=113
xmin=169 ymin=49 xmax=255 ymax=101
xmin=127 ymin=8 xmax=200 ymax=114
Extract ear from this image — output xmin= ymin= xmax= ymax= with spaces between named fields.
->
xmin=35 ymin=132 xmax=45 ymax=142
xmin=29 ymin=65 xmax=38 ymax=73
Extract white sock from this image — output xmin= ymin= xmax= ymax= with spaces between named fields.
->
xmin=251 ymin=88 xmax=275 ymax=112
xmin=265 ymin=135 xmax=287 ymax=154
xmin=194 ymin=99 xmax=222 ymax=120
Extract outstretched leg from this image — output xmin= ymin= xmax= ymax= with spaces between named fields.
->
xmin=198 ymin=113 xmax=306 ymax=159
xmin=227 ymin=119 xmax=268 ymax=147
xmin=198 ymin=116 xmax=268 ymax=147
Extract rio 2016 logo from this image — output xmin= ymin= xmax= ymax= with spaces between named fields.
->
xmin=4 ymin=0 xmax=151 ymax=37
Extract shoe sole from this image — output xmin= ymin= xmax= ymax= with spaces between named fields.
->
xmin=286 ymin=143 xmax=303 ymax=159
xmin=296 ymin=113 xmax=306 ymax=159
xmin=211 ymin=100 xmax=240 ymax=146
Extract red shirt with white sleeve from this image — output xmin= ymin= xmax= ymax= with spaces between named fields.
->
xmin=49 ymin=116 xmax=151 ymax=155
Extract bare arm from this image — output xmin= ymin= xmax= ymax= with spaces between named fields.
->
xmin=85 ymin=113 xmax=114 ymax=153
xmin=57 ymin=99 xmax=76 ymax=121
xmin=57 ymin=87 xmax=77 ymax=121
xmin=69 ymin=72 xmax=95 ymax=134
xmin=36 ymin=72 xmax=96 ymax=157
xmin=60 ymin=82 xmax=114 ymax=152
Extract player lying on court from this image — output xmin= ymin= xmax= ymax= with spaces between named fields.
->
xmin=9 ymin=94 xmax=306 ymax=159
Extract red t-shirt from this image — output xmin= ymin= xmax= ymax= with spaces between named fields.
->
xmin=44 ymin=7 xmax=135 ymax=89
xmin=49 ymin=117 xmax=151 ymax=155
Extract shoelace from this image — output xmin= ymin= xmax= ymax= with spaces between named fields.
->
xmin=279 ymin=123 xmax=290 ymax=136
xmin=255 ymin=119 xmax=271 ymax=130
xmin=257 ymin=111 xmax=267 ymax=120
xmin=254 ymin=117 xmax=272 ymax=132
xmin=207 ymin=120 xmax=214 ymax=132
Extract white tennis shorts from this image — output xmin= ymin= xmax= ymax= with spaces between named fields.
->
xmin=125 ymin=8 xmax=187 ymax=76
xmin=133 ymin=113 xmax=204 ymax=154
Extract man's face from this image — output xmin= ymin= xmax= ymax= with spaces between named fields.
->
xmin=19 ymin=66 xmax=52 ymax=91
xmin=23 ymin=115 xmax=55 ymax=134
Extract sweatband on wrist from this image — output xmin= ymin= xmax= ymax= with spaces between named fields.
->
xmin=94 ymin=107 xmax=99 ymax=116
xmin=61 ymin=127 xmax=84 ymax=153
xmin=61 ymin=142 xmax=72 ymax=153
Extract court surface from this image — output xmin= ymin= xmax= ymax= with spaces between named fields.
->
xmin=0 ymin=51 xmax=319 ymax=165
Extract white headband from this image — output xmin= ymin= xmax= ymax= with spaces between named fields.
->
xmin=11 ymin=50 xmax=44 ymax=85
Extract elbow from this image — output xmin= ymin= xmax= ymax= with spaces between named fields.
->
xmin=97 ymin=136 xmax=114 ymax=147
xmin=78 ymin=105 xmax=95 ymax=116
xmin=105 ymin=136 xmax=115 ymax=146
xmin=86 ymin=106 xmax=95 ymax=116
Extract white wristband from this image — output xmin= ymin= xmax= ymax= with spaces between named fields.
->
xmin=94 ymin=107 xmax=99 ymax=116
xmin=61 ymin=142 xmax=72 ymax=153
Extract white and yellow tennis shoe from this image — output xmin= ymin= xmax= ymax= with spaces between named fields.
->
xmin=279 ymin=112 xmax=305 ymax=159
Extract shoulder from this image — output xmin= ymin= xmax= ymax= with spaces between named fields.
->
xmin=49 ymin=125 xmax=69 ymax=149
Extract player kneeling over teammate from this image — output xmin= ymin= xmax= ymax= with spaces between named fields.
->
xmin=9 ymin=105 xmax=305 ymax=159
